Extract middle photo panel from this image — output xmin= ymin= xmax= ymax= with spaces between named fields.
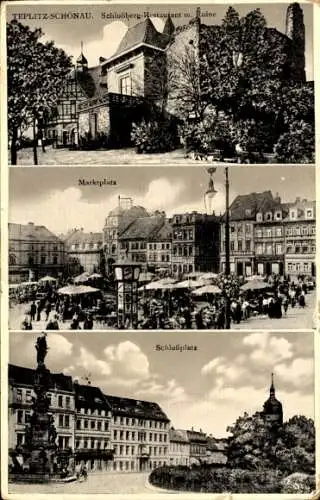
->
xmin=9 ymin=165 xmax=315 ymax=331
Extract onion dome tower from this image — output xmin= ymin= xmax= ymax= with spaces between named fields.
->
xmin=262 ymin=373 xmax=283 ymax=426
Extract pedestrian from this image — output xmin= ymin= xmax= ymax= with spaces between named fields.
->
xmin=282 ymin=295 xmax=289 ymax=315
xmin=45 ymin=302 xmax=52 ymax=321
xmin=30 ymin=301 xmax=36 ymax=321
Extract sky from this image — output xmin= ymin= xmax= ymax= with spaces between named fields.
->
xmin=9 ymin=330 xmax=314 ymax=437
xmin=9 ymin=165 xmax=315 ymax=234
xmin=6 ymin=2 xmax=314 ymax=81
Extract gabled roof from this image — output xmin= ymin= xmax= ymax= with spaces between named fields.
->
xmin=63 ymin=230 xmax=103 ymax=246
xmin=104 ymin=394 xmax=170 ymax=422
xmin=75 ymin=383 xmax=111 ymax=410
xmin=108 ymin=18 xmax=169 ymax=62
xmin=151 ymin=220 xmax=172 ymax=241
xmin=119 ymin=215 xmax=165 ymax=240
xmin=8 ymin=364 xmax=73 ymax=393
xmin=227 ymin=191 xmax=275 ymax=221
xmin=9 ymin=223 xmax=63 ymax=244
xmin=170 ymin=428 xmax=189 ymax=443
xmin=69 ymin=65 xmax=103 ymax=99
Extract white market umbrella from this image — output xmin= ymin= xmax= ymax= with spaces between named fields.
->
xmin=57 ymin=285 xmax=100 ymax=295
xmin=39 ymin=275 xmax=57 ymax=282
xmin=192 ymin=284 xmax=222 ymax=296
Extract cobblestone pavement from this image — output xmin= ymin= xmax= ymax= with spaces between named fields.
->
xmin=8 ymin=472 xmax=174 ymax=494
xmin=10 ymin=290 xmax=315 ymax=331
xmin=232 ymin=290 xmax=316 ymax=330
xmin=12 ymin=146 xmax=197 ymax=165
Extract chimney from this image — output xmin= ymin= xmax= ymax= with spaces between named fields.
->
xmin=295 ymin=196 xmax=301 ymax=204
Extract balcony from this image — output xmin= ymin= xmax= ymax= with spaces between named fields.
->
xmin=138 ymin=446 xmax=150 ymax=458
xmin=75 ymin=446 xmax=115 ymax=459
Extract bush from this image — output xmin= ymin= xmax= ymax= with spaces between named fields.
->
xmin=131 ymin=119 xmax=178 ymax=154
xmin=149 ymin=466 xmax=284 ymax=493
xmin=274 ymin=120 xmax=315 ymax=163
xmin=280 ymin=473 xmax=315 ymax=494
xmin=79 ymin=131 xmax=110 ymax=150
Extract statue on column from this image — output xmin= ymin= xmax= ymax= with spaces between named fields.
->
xmin=35 ymin=333 xmax=48 ymax=366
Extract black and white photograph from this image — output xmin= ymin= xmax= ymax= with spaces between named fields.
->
xmin=9 ymin=165 xmax=316 ymax=331
xmin=7 ymin=330 xmax=315 ymax=494
xmin=6 ymin=2 xmax=314 ymax=165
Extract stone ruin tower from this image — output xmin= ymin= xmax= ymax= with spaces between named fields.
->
xmin=285 ymin=2 xmax=306 ymax=82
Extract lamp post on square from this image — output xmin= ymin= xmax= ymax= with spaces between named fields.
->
xmin=113 ymin=261 xmax=141 ymax=329
xmin=204 ymin=166 xmax=231 ymax=329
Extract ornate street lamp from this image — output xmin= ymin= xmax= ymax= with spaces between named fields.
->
xmin=205 ymin=167 xmax=231 ymax=329
xmin=204 ymin=167 xmax=218 ymax=214
xmin=113 ymin=260 xmax=141 ymax=328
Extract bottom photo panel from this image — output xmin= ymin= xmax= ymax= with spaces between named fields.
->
xmin=7 ymin=330 xmax=315 ymax=495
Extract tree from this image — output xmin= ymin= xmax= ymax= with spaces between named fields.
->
xmin=227 ymin=411 xmax=315 ymax=475
xmin=7 ymin=20 xmax=72 ymax=164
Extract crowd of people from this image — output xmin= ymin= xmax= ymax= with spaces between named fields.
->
xmin=11 ymin=273 xmax=314 ymax=331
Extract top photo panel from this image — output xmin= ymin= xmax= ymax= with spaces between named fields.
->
xmin=6 ymin=2 xmax=314 ymax=166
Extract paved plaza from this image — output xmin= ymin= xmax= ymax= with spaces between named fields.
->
xmin=10 ymin=290 xmax=315 ymax=331
xmin=12 ymin=146 xmax=193 ymax=165
xmin=8 ymin=472 xmax=175 ymax=494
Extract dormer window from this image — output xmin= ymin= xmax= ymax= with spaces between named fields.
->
xmin=275 ymin=211 xmax=282 ymax=220
xmin=256 ymin=213 xmax=263 ymax=222
xmin=245 ymin=209 xmax=252 ymax=217
xmin=290 ymin=210 xmax=297 ymax=220
xmin=306 ymin=209 xmax=313 ymax=218
xmin=265 ymin=212 xmax=272 ymax=221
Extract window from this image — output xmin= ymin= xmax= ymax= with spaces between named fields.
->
xmin=245 ymin=240 xmax=251 ymax=251
xmin=84 ymin=420 xmax=88 ymax=429
xmin=132 ymin=432 xmax=135 ymax=440
xmin=41 ymin=254 xmax=46 ymax=264
xmin=91 ymin=439 xmax=95 ymax=449
xmin=97 ymin=421 xmax=102 ymax=431
xmin=266 ymin=229 xmax=272 ymax=238
xmin=9 ymin=254 xmax=17 ymax=265
xmin=266 ymin=244 xmax=273 ymax=255
xmin=238 ymin=241 xmax=242 ymax=252
xmin=120 ymin=430 xmax=124 ymax=440
xmin=84 ymin=440 xmax=88 ymax=449
xmin=65 ymin=397 xmax=70 ymax=408
xmin=245 ymin=224 xmax=251 ymax=234
xmin=120 ymin=445 xmax=124 ymax=456
xmin=275 ymin=244 xmax=283 ymax=255
xmin=76 ymin=419 xmax=81 ymax=430
xmin=306 ymin=209 xmax=313 ymax=218
xmin=104 ymin=421 xmax=109 ymax=431
xmin=256 ymin=213 xmax=263 ymax=222
xmin=230 ymin=241 xmax=235 ymax=251
xmin=126 ymin=431 xmax=130 ymax=440
xmin=58 ymin=395 xmax=63 ymax=407
xmin=59 ymin=415 xmax=64 ymax=427
xmin=17 ymin=410 xmax=23 ymax=424
xmin=65 ymin=415 xmax=70 ymax=427
xmin=275 ymin=227 xmax=282 ymax=237
xmin=255 ymin=229 xmax=262 ymax=238
xmin=91 ymin=420 xmax=95 ymax=429
xmin=113 ymin=430 xmax=117 ymax=440
xmin=119 ymin=74 xmax=131 ymax=95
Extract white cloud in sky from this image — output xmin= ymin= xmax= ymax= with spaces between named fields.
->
xmin=104 ymin=341 xmax=150 ymax=381
xmin=243 ymin=332 xmax=294 ymax=366
xmin=41 ymin=18 xmax=165 ymax=67
xmin=135 ymin=378 xmax=188 ymax=404
xmin=10 ymin=177 xmax=229 ymax=234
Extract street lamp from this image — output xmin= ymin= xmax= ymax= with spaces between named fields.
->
xmin=205 ymin=167 xmax=231 ymax=329
xmin=113 ymin=260 xmax=141 ymax=329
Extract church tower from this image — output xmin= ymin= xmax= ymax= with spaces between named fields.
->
xmin=76 ymin=42 xmax=88 ymax=72
xmin=163 ymin=14 xmax=175 ymax=39
xmin=285 ymin=3 xmax=306 ymax=82
xmin=262 ymin=373 xmax=283 ymax=426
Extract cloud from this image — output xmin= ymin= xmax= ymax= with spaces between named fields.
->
xmin=276 ymin=358 xmax=313 ymax=390
xmin=77 ymin=346 xmax=112 ymax=377
xmin=243 ymin=332 xmax=293 ymax=366
xmin=42 ymin=18 xmax=165 ymax=67
xmin=104 ymin=341 xmax=150 ymax=381
xmin=135 ymin=378 xmax=188 ymax=403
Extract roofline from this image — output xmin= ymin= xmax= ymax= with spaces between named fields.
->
xmin=103 ymin=43 xmax=165 ymax=66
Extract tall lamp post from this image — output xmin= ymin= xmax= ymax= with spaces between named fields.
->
xmin=113 ymin=260 xmax=141 ymax=329
xmin=205 ymin=166 xmax=231 ymax=329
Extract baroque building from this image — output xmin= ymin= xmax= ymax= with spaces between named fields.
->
xmin=8 ymin=222 xmax=65 ymax=284
xmin=171 ymin=212 xmax=220 ymax=278
xmin=45 ymin=4 xmax=306 ymax=148
xmin=63 ymin=229 xmax=103 ymax=274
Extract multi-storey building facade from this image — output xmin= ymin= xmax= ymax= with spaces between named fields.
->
xmin=283 ymin=198 xmax=316 ymax=279
xmin=186 ymin=429 xmax=208 ymax=463
xmin=169 ymin=429 xmax=190 ymax=466
xmin=254 ymin=197 xmax=316 ymax=278
xmin=118 ymin=215 xmax=167 ymax=267
xmin=74 ymin=383 xmax=114 ymax=471
xmin=45 ymin=4 xmax=305 ymax=148
xmin=147 ymin=221 xmax=172 ymax=272
xmin=8 ymin=365 xmax=75 ymax=451
xmin=105 ymin=395 xmax=170 ymax=473
xmin=8 ymin=222 xmax=65 ymax=284
xmin=63 ymin=229 xmax=103 ymax=274
xmin=220 ymin=191 xmax=277 ymax=276
xmin=171 ymin=212 xmax=220 ymax=278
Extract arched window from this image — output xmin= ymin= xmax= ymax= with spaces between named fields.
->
xmin=9 ymin=254 xmax=16 ymax=265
